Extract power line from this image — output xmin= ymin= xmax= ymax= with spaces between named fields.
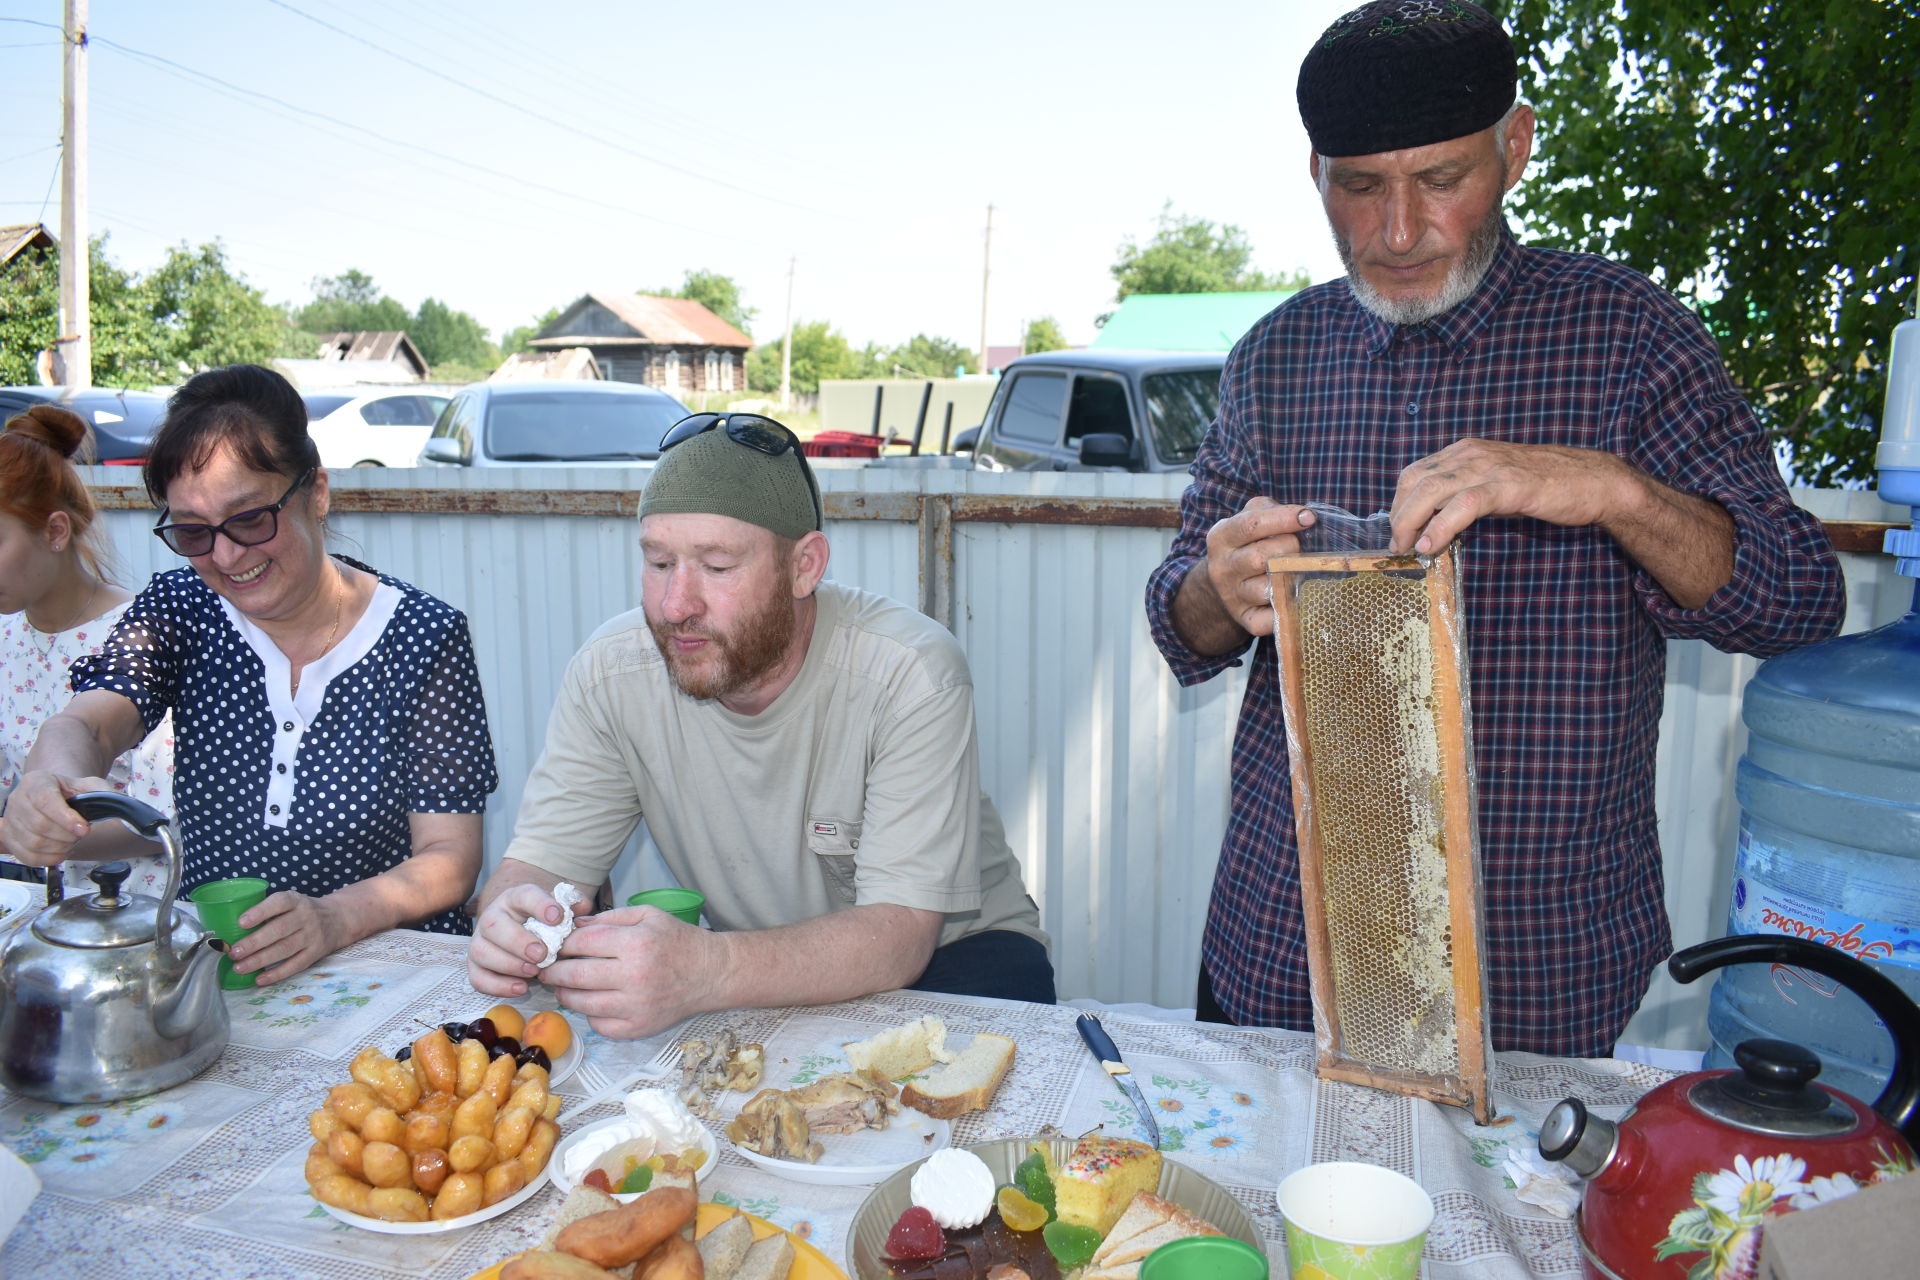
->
xmin=261 ymin=0 xmax=836 ymax=218
xmin=82 ymin=37 xmax=949 ymax=278
xmin=395 ymin=0 xmax=802 ymax=174
xmin=34 ymin=149 xmax=59 ymax=224
xmin=0 ymin=142 xmax=57 ymax=167
xmin=90 ymin=35 xmax=729 ymax=243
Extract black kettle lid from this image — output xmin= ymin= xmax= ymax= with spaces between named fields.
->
xmin=1689 ymin=1038 xmax=1862 ymax=1137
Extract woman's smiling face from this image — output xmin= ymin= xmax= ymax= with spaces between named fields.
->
xmin=162 ymin=444 xmax=331 ymax=624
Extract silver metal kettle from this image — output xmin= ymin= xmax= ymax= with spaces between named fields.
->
xmin=0 ymin=792 xmax=230 ymax=1103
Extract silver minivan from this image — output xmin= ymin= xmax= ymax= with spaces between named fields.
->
xmin=418 ymin=381 xmax=691 ymax=467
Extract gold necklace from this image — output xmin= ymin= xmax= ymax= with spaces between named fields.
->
xmin=292 ymin=567 xmax=347 ymax=695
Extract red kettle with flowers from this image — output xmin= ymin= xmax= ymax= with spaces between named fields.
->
xmin=1539 ymin=935 xmax=1918 ymax=1280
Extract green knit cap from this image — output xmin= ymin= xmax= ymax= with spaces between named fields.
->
xmin=639 ymin=422 xmax=821 ymax=539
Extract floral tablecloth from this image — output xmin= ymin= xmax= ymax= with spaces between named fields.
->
xmin=0 ymin=929 xmax=1678 ymax=1278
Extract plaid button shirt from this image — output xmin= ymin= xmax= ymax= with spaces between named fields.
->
xmin=1144 ymin=228 xmax=1845 ymax=1056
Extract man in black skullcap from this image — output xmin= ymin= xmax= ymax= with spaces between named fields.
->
xmin=1145 ymin=1 xmax=1844 ymax=1056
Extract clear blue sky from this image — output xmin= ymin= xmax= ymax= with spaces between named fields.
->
xmin=0 ymin=0 xmax=1362 ymax=351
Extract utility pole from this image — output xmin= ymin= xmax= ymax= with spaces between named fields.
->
xmin=779 ymin=255 xmax=794 ymax=413
xmin=976 ymin=204 xmax=993 ymax=374
xmin=56 ymin=0 xmax=91 ymax=387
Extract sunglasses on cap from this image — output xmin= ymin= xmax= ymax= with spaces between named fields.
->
xmin=658 ymin=412 xmax=823 ymax=530
xmin=152 ymin=468 xmax=315 ymax=557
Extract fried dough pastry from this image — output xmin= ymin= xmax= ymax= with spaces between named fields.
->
xmin=501 ymin=1251 xmax=626 ymax=1280
xmin=554 ymin=1185 xmax=698 ymax=1269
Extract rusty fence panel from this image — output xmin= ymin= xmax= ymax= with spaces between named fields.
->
xmin=82 ymin=466 xmax=1910 ymax=1038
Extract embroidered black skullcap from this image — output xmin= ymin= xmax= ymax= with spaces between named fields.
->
xmin=1298 ymin=1 xmax=1517 ymax=157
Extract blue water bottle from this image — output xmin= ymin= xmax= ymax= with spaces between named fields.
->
xmin=1705 ymin=318 xmax=1920 ymax=1104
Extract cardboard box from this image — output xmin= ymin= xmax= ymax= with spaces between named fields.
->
xmin=1758 ymin=1172 xmax=1920 ymax=1279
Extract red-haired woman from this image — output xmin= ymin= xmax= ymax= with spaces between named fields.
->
xmin=0 ymin=404 xmax=174 ymax=891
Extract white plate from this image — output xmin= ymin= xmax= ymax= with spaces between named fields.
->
xmin=545 ymin=1023 xmax=583 ymax=1088
xmin=316 ymin=1162 xmax=550 ymax=1235
xmin=549 ymin=1114 xmax=722 ymax=1203
xmin=725 ymin=1106 xmax=951 ymax=1187
xmin=0 ymin=880 xmax=36 ymax=933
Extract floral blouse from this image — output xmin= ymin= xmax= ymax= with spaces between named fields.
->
xmin=1 ymin=601 xmax=177 ymax=895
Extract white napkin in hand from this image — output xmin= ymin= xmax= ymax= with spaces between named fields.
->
xmin=1505 ymin=1146 xmax=1582 ymax=1218
xmin=0 ymin=1145 xmax=41 ymax=1243
xmin=528 ymin=882 xmax=587 ymax=969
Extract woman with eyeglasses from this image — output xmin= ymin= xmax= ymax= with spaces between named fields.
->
xmin=0 ymin=365 xmax=498 ymax=985
xmin=0 ymin=405 xmax=175 ymax=892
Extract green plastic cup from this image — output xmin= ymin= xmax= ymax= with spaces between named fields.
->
xmin=188 ymin=877 xmax=269 ymax=989
xmin=1140 ymin=1236 xmax=1270 ymax=1280
xmin=625 ymin=887 xmax=705 ymax=925
xmin=1276 ymin=1162 xmax=1432 ymax=1280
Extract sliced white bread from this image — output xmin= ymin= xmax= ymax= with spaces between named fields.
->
xmin=1089 ymin=1191 xmax=1175 ymax=1267
xmin=734 ymin=1230 xmax=796 ymax=1280
xmin=1092 ymin=1210 xmax=1224 ymax=1269
xmin=696 ymin=1210 xmax=755 ymax=1280
xmin=843 ymin=1015 xmax=951 ymax=1080
xmin=1082 ymin=1191 xmax=1226 ymax=1280
xmin=899 ymin=1032 xmax=1016 ymax=1119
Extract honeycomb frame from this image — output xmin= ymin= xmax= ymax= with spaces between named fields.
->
xmin=1267 ymin=544 xmax=1494 ymax=1122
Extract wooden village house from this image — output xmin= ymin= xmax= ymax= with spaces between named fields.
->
xmin=530 ymin=292 xmax=751 ymax=395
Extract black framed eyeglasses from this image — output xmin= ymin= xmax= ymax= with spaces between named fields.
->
xmin=659 ymin=412 xmax=823 ymax=530
xmin=152 ymin=469 xmax=315 ymax=557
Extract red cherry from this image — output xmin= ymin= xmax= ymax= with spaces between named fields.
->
xmin=884 ymin=1206 xmax=946 ymax=1260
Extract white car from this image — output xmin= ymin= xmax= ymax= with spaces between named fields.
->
xmin=307 ymin=388 xmax=456 ymax=468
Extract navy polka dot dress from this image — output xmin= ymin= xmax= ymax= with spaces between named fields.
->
xmin=69 ymin=557 xmax=498 ymax=935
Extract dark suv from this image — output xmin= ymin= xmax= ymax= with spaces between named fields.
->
xmin=963 ymin=350 xmax=1225 ymax=473
xmin=0 ymin=385 xmax=169 ymax=464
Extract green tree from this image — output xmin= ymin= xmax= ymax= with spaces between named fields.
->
xmin=298 ymin=269 xmax=410 ymax=334
xmin=86 ymin=244 xmax=165 ymax=386
xmin=1504 ymin=0 xmax=1917 ymax=485
xmin=644 ymin=269 xmax=756 ymax=335
xmin=745 ymin=320 xmax=861 ymax=393
xmin=143 ymin=241 xmax=289 ymax=374
xmin=880 ymin=334 xmax=977 ymax=378
xmin=1023 ymin=316 xmax=1068 ymax=355
xmin=1 ymin=236 xmax=291 ymax=387
xmin=1111 ymin=203 xmax=1310 ymax=301
xmin=411 ymin=297 xmax=495 ymax=370
xmin=0 ymin=243 xmax=59 ymax=384
xmin=501 ymin=307 xmax=562 ymax=356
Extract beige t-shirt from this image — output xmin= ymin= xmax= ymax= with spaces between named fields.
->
xmin=506 ymin=582 xmax=1046 ymax=952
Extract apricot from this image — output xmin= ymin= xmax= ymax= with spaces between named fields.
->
xmin=523 ymin=1011 xmax=573 ymax=1062
xmin=484 ymin=1003 xmax=527 ymax=1041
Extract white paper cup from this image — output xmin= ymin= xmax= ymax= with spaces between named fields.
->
xmin=1276 ymin=1161 xmax=1433 ymax=1280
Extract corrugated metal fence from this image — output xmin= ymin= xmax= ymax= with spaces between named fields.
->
xmin=84 ymin=466 xmax=1911 ymax=1049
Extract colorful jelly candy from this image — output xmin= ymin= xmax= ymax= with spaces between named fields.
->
xmin=1042 ymin=1220 xmax=1102 ymax=1269
xmin=1014 ymin=1150 xmax=1057 ymax=1219
xmin=995 ymin=1185 xmax=1049 ymax=1233
xmin=885 ymin=1205 xmax=947 ymax=1259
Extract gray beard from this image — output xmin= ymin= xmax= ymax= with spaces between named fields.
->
xmin=1336 ymin=209 xmax=1506 ymax=326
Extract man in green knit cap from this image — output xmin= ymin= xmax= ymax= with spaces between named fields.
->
xmin=468 ymin=412 xmax=1051 ymax=1036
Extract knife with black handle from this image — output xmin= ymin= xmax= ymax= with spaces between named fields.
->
xmin=1076 ymin=1012 xmax=1162 ymax=1149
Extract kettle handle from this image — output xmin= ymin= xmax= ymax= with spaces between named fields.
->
xmin=1670 ymin=934 xmax=1920 ymax=1145
xmin=66 ymin=791 xmax=183 ymax=952
xmin=67 ymin=791 xmax=168 ymax=836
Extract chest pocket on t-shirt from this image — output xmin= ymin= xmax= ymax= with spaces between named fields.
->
xmin=806 ymin=817 xmax=862 ymax=906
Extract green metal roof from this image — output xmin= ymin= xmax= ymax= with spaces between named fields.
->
xmin=1090 ymin=291 xmax=1298 ymax=352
